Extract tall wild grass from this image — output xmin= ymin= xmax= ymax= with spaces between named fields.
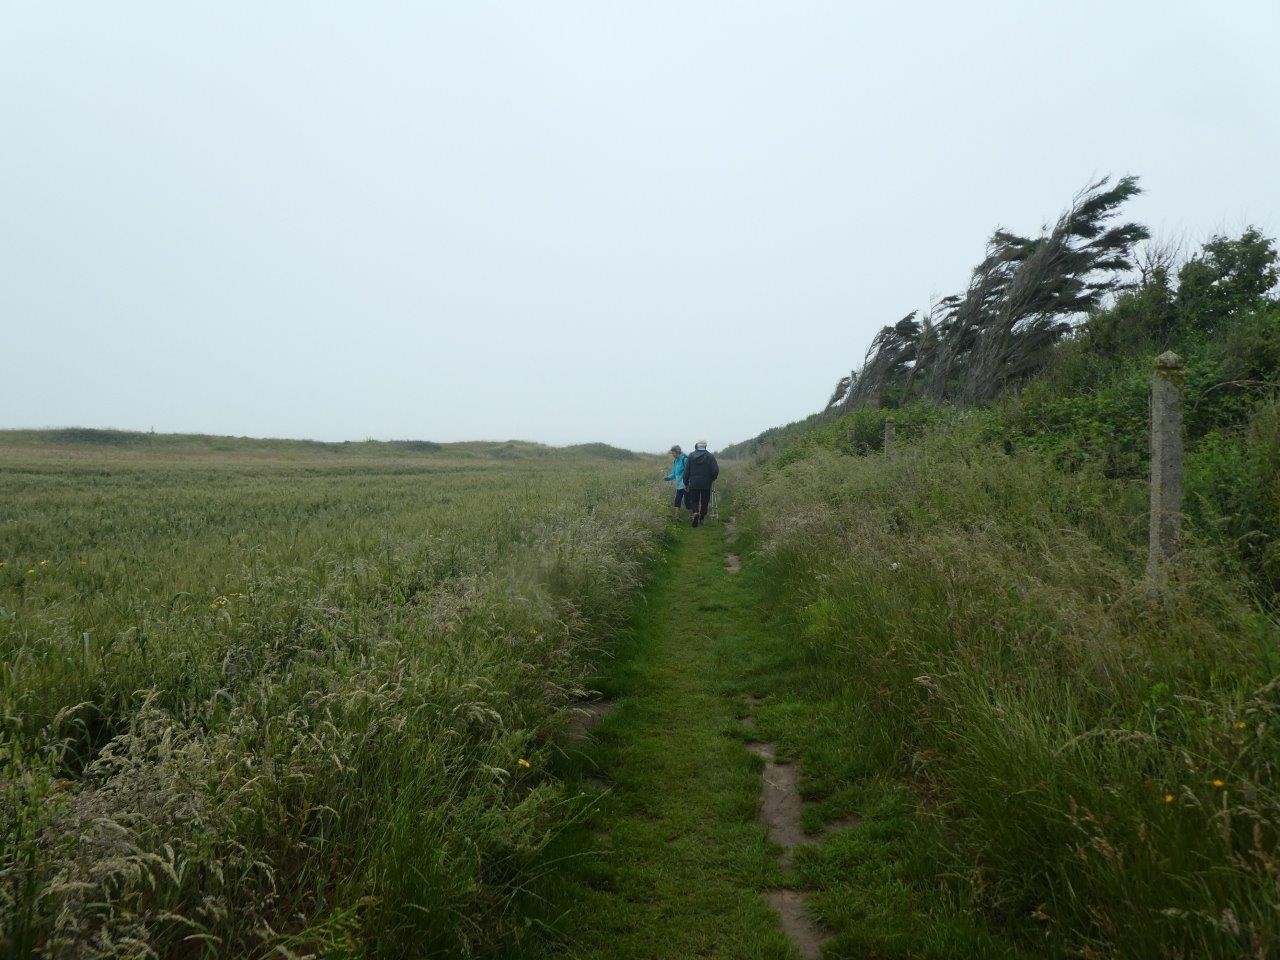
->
xmin=741 ymin=430 xmax=1280 ymax=957
xmin=0 ymin=445 xmax=662 ymax=958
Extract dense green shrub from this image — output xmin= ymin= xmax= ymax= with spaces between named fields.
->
xmin=755 ymin=231 xmax=1280 ymax=602
xmin=1176 ymin=229 xmax=1279 ymax=341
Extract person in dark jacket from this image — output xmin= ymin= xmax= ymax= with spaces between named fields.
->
xmin=682 ymin=440 xmax=719 ymax=527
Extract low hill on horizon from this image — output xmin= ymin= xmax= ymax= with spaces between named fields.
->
xmin=0 ymin=427 xmax=649 ymax=461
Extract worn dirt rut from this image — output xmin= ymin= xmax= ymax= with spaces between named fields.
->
xmin=743 ymin=727 xmax=832 ymax=957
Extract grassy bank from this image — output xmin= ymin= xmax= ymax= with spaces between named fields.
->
xmin=735 ymin=433 xmax=1280 ymax=957
xmin=1 ymin=442 xmax=662 ymax=958
xmin=714 ymin=221 xmax=1280 ymax=957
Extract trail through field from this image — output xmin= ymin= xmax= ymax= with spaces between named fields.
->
xmin=532 ymin=521 xmax=826 ymax=959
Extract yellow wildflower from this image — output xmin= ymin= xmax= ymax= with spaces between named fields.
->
xmin=517 ymin=758 xmax=531 ymax=768
xmin=1163 ymin=793 xmax=1174 ymax=804
xmin=1235 ymin=721 xmax=1247 ymax=730
xmin=1212 ymin=778 xmax=1225 ymax=789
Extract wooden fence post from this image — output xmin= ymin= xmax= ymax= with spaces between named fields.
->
xmin=1147 ymin=351 xmax=1184 ymax=584
xmin=883 ymin=417 xmax=895 ymax=459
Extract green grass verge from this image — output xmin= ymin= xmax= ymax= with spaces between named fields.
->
xmin=735 ymin=439 xmax=1280 ymax=958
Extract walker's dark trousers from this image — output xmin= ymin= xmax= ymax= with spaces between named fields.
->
xmin=686 ymin=488 xmax=711 ymax=519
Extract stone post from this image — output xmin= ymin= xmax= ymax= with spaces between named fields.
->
xmin=883 ymin=417 xmax=895 ymax=459
xmin=1147 ymin=352 xmax=1184 ymax=583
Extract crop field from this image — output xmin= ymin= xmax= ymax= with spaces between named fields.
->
xmin=0 ymin=435 xmax=665 ymax=958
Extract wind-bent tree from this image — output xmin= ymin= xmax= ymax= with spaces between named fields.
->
xmin=844 ymin=311 xmax=920 ymax=407
xmin=954 ymin=176 xmax=1148 ymax=402
xmin=829 ymin=176 xmax=1148 ymax=412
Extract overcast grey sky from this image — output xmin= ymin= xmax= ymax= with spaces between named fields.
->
xmin=3 ymin=2 xmax=1278 ymax=451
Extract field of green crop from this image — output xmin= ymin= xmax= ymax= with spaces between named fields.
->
xmin=0 ymin=435 xmax=665 ymax=958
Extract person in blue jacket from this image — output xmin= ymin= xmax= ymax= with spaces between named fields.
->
xmin=664 ymin=445 xmax=688 ymax=511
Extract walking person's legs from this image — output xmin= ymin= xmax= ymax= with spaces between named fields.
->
xmin=690 ymin=488 xmax=710 ymax=525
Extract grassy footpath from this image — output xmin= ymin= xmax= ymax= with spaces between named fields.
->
xmin=524 ymin=507 xmax=1024 ymax=959
xmin=526 ymin=521 xmax=795 ymax=958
